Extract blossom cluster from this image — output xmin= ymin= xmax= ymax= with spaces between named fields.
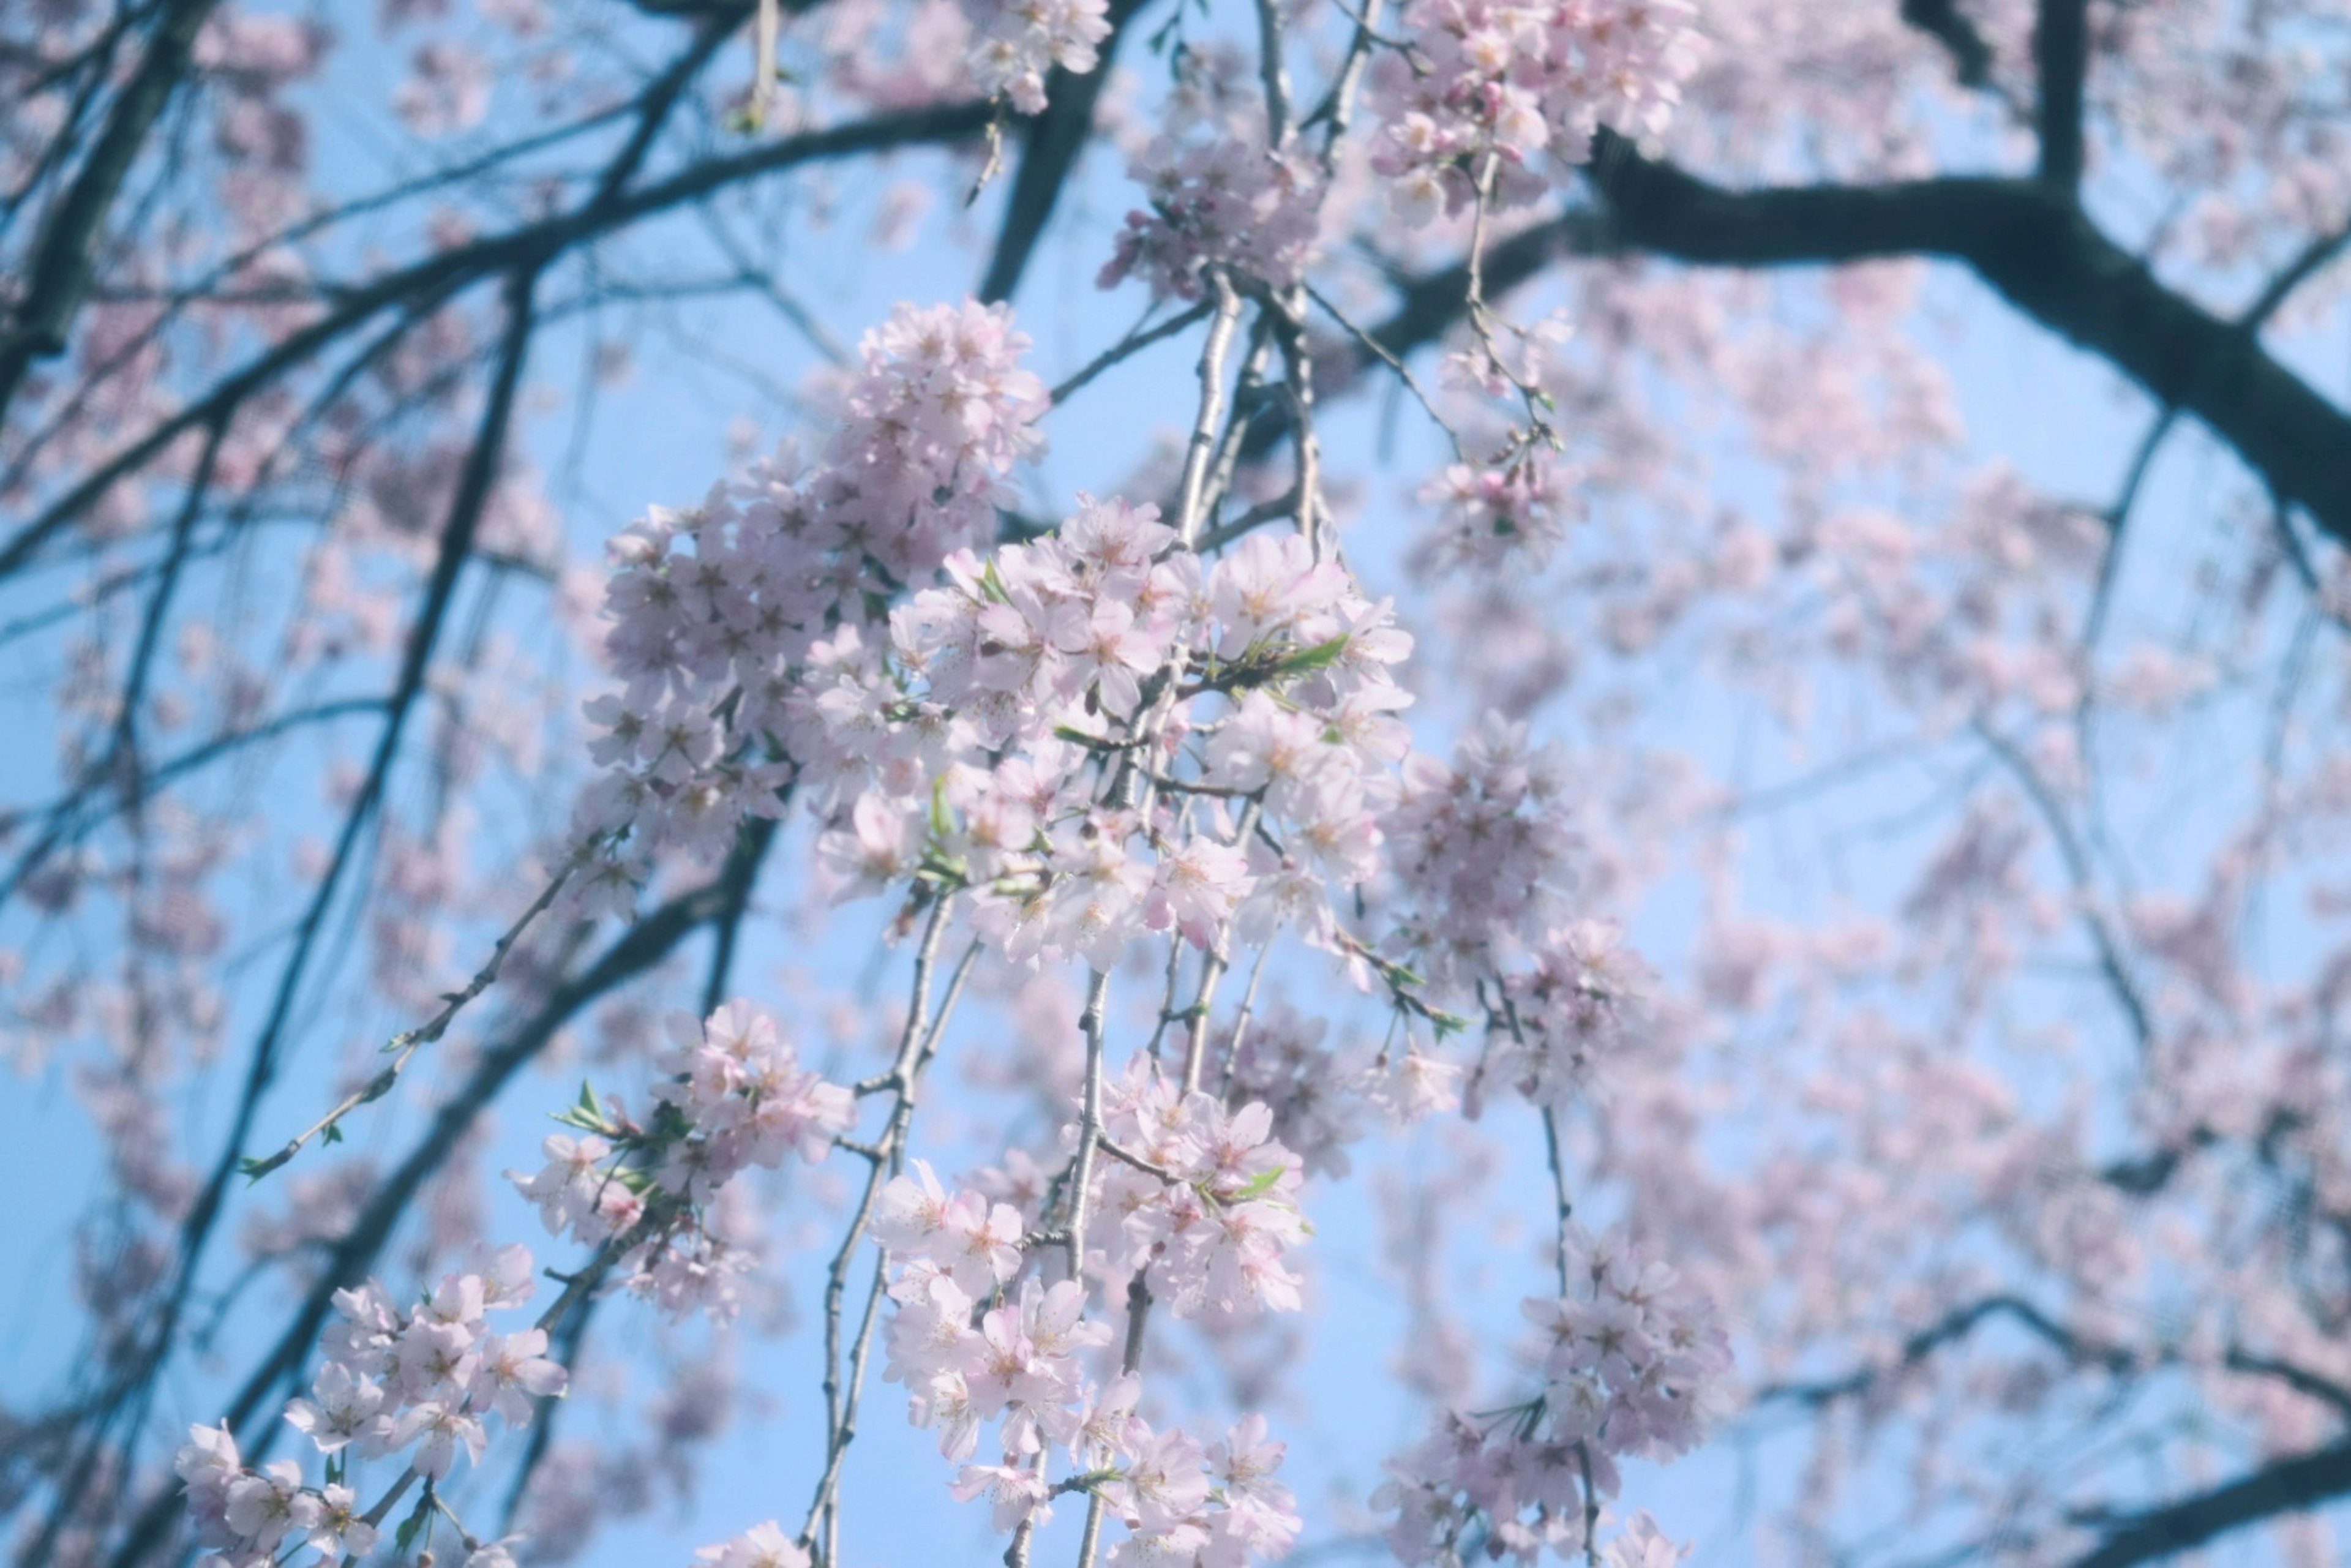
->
xmin=1211 ymin=1000 xmax=1468 ymax=1179
xmin=865 ymin=1133 xmax=1316 ymax=1561
xmin=176 ymin=1248 xmax=563 ymax=1566
xmin=1369 ymin=0 xmax=1704 ymax=225
xmin=1099 ymin=75 xmax=1324 ymax=300
xmin=968 ymin=0 xmax=1111 ymax=114
xmin=1097 ymin=1411 xmax=1303 ymax=1567
xmin=882 ymin=1245 xmax=1109 ymax=1466
xmin=871 ymin=1155 xmax=1301 ymax=1559
xmin=1087 ymin=1060 xmax=1312 ymax=1319
xmin=797 ymin=500 xmax=1412 ymax=971
xmin=1374 ymin=1226 xmax=1730 ymax=1565
xmin=509 ymin=1000 xmax=852 ymax=1319
xmin=571 ymin=300 xmax=1050 ymax=912
xmin=1382 ymin=713 xmax=1586 ymax=987
xmin=1419 ymin=449 xmax=1583 ymax=574
xmin=1485 ymin=918 xmax=1652 ymax=1109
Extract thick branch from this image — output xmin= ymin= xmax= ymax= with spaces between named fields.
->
xmin=1754 ymin=1293 xmax=2126 ymax=1407
xmin=1900 ymin=0 xmax=1993 ymax=89
xmin=976 ymin=0 xmax=1149 ymax=304
xmin=1575 ymin=138 xmax=2351 ymax=546
xmin=1305 ymin=146 xmax=2351 ymax=552
xmin=0 ymin=0 xmax=223 ymax=421
xmin=2064 ymin=1439 xmax=2351 ymax=1568
xmin=2034 ymin=0 xmax=2088 ymax=186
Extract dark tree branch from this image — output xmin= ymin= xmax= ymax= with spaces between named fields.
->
xmin=1306 ymin=144 xmax=2351 ymax=556
xmin=2225 ymin=1351 xmax=2351 ymax=1424
xmin=0 ymin=0 xmax=222 ymax=422
xmin=1572 ymin=136 xmax=2351 ymax=547
xmin=2033 ymin=0 xmax=2089 ymax=186
xmin=2064 ymin=1438 xmax=2351 ymax=1568
xmin=2241 ymin=216 xmax=2351 ymax=331
xmin=0 ymin=97 xmax=992 ymax=580
xmin=1900 ymin=0 xmax=1994 ymax=89
xmin=977 ymin=0 xmax=1150 ymax=305
xmin=1753 ymin=1294 xmax=2127 ymax=1408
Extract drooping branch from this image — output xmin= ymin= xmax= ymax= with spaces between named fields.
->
xmin=1752 ymin=1294 xmax=2128 ymax=1408
xmin=95 ymin=817 xmax=779 ymax=1568
xmin=20 ymin=266 xmax=548 ymax=1568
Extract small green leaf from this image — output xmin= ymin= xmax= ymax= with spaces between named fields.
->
xmin=1229 ymin=1164 xmax=1288 ymax=1202
xmin=1267 ymin=634 xmax=1351 ymax=679
xmin=237 ymin=1151 xmax=288 ymax=1183
xmin=393 ymin=1495 xmax=433 ymax=1555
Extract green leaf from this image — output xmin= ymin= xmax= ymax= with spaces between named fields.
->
xmin=236 ymin=1151 xmax=289 ymax=1184
xmin=1228 ymin=1164 xmax=1288 ymax=1202
xmin=1267 ymin=634 xmax=1351 ymax=679
xmin=393 ymin=1495 xmax=433 ymax=1555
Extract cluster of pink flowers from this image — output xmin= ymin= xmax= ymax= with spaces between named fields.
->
xmin=571 ymin=301 xmax=1049 ymax=913
xmin=968 ymin=0 xmax=1112 ymax=113
xmin=647 ymin=1000 xmax=856 ymax=1196
xmin=1382 ymin=713 xmax=1585 ymax=986
xmin=868 ymin=1154 xmax=1302 ymax=1560
xmin=509 ymin=1000 xmax=852 ymax=1319
xmin=1485 ymin=918 xmax=1653 ymax=1110
xmin=795 ymin=500 xmax=1411 ymax=969
xmin=1095 ymin=1411 xmax=1303 ymax=1567
xmin=1220 ymin=1002 xmax=1374 ymax=1176
xmin=1419 ymin=451 xmax=1583 ymax=573
xmin=176 ymin=1425 xmax=378 ymax=1568
xmin=1382 ymin=711 xmax=1657 ymax=1119
xmin=1368 ymin=0 xmax=1703 ymax=225
xmin=1374 ymin=1226 xmax=1728 ymax=1565
xmin=1087 ymin=1061 xmax=1312 ymax=1319
xmin=1099 ymin=72 xmax=1324 ymax=299
xmin=176 ymin=1247 xmax=563 ymax=1566
xmin=1209 ymin=1000 xmax=1468 ymax=1178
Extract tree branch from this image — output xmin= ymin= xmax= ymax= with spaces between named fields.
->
xmin=2064 ymin=1439 xmax=2351 ymax=1568
xmin=1753 ymin=1293 xmax=2127 ymax=1407
xmin=0 ymin=97 xmax=992 ymax=579
xmin=1573 ymin=136 xmax=2351 ymax=547
xmin=1900 ymin=0 xmax=1993 ymax=89
xmin=2033 ymin=0 xmax=2088 ymax=186
xmin=96 ymin=818 xmax=778 ymax=1568
xmin=0 ymin=0 xmax=222 ymax=422
xmin=976 ymin=0 xmax=1149 ymax=305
